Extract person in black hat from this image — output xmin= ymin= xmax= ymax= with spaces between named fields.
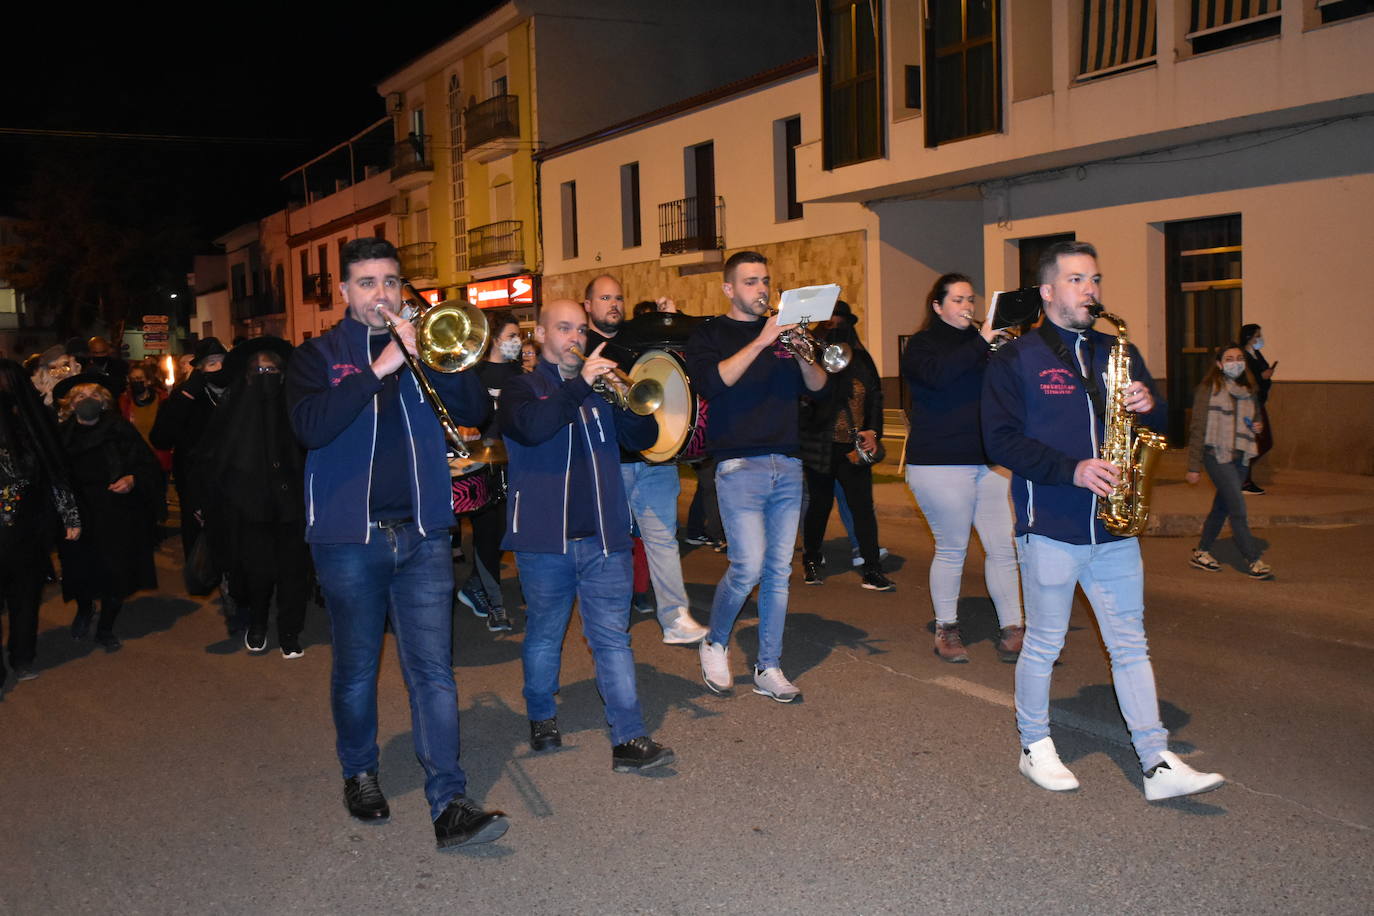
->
xmin=151 ymin=337 xmax=229 ymax=560
xmin=53 ymin=372 xmax=164 ymax=651
xmin=0 ymin=359 xmax=81 ymax=686
xmin=194 ymin=337 xmax=310 ymax=656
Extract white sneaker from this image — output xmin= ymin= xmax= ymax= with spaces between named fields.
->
xmin=1019 ymin=737 xmax=1079 ymax=791
xmin=851 ymin=546 xmax=890 ymax=567
xmin=699 ymin=640 xmax=733 ymax=695
xmin=752 ymin=667 xmax=802 ymax=703
xmin=1143 ymin=751 xmax=1224 ymax=801
xmin=661 ymin=612 xmax=709 ymax=645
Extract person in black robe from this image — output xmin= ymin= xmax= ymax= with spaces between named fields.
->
xmin=54 ymin=374 xmax=164 ymax=651
xmin=194 ymin=337 xmax=310 ymax=657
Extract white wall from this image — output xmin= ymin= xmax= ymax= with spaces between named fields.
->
xmin=540 ymin=70 xmax=873 ymax=282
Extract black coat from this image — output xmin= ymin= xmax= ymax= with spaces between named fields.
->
xmin=799 ymin=347 xmax=882 ymax=475
xmin=57 ymin=412 xmax=164 ymax=601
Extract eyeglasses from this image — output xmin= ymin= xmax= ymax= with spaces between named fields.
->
xmin=253 ymin=366 xmax=282 ymax=375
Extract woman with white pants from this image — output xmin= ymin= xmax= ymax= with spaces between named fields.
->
xmin=902 ymin=273 xmax=1023 ymax=663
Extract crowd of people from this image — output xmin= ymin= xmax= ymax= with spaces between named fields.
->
xmin=2 ymin=237 xmax=1253 ymax=850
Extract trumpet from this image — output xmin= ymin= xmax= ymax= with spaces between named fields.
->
xmin=569 ymin=345 xmax=664 ymax=415
xmin=765 ymin=301 xmax=851 ymax=373
xmin=374 ymin=283 xmax=491 ymax=458
xmin=961 ymin=312 xmax=1018 ymax=351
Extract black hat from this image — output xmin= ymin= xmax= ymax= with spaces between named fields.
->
xmin=52 ymin=372 xmax=119 ymax=403
xmin=832 ymin=299 xmax=858 ymax=326
xmin=223 ymin=336 xmax=293 ymax=380
xmin=191 ymin=337 xmax=229 ymax=367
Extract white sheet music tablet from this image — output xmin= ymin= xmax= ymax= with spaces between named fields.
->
xmin=775 ymin=284 xmax=842 ymax=326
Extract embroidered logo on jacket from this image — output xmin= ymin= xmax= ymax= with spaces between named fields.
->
xmin=329 ymin=364 xmax=363 ymax=387
xmin=1038 ymin=367 xmax=1077 ymax=396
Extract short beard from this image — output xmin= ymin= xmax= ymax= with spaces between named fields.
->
xmin=591 ymin=314 xmax=622 ymax=335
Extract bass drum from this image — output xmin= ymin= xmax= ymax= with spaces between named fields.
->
xmin=629 ymin=348 xmax=706 ymax=463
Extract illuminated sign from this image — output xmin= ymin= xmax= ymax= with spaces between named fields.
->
xmin=466 ymin=275 xmax=536 ymax=309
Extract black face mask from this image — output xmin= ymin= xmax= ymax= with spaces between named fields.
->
xmin=130 ymin=380 xmax=148 ymax=396
xmin=88 ymin=357 xmax=108 ymax=370
xmin=74 ymin=399 xmax=104 ymax=422
xmin=255 ymin=374 xmax=284 ymax=398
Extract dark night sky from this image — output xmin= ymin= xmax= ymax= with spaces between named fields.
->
xmin=2 ymin=4 xmax=503 ymax=249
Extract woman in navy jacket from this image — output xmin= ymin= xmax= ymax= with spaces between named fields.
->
xmin=902 ymin=273 xmax=1024 ymax=664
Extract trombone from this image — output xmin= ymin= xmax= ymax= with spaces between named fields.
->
xmin=569 ymin=345 xmax=664 ymax=415
xmin=373 ymin=282 xmax=491 ymax=458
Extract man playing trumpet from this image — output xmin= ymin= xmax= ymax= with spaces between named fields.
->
xmin=499 ymin=299 xmax=675 ymax=773
xmin=685 ymin=251 xmax=830 ymax=703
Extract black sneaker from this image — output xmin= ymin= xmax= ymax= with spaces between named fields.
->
xmin=434 ymin=796 xmax=508 ymax=849
xmin=96 ymin=632 xmax=122 ymax=653
xmin=486 ymin=605 xmax=513 ymax=633
xmin=1241 ymin=481 xmax=1265 ymax=495
xmin=280 ymin=635 xmax=305 ymax=659
xmin=529 ymin=717 xmax=562 ymax=752
xmin=803 ymin=559 xmax=823 ymax=585
xmin=245 ymin=628 xmax=268 ymax=653
xmin=683 ymin=534 xmax=713 ymax=546
xmin=14 ymin=667 xmax=38 ymax=682
xmin=632 ymin=592 xmax=656 ymax=615
xmin=612 ymin=736 xmax=676 ymax=773
xmin=456 ymin=581 xmax=493 ymax=618
xmin=343 ymin=772 xmax=390 ymax=821
xmin=860 ymin=568 xmax=895 ymax=591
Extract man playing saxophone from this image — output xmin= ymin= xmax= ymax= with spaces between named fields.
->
xmin=981 ymin=240 xmax=1225 ymax=801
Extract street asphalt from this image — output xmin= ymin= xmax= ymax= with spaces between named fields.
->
xmin=3 ymin=482 xmax=1371 ymax=915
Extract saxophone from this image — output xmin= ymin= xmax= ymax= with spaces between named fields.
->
xmin=1089 ymin=302 xmax=1168 ymax=537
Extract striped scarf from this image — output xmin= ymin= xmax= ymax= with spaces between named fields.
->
xmin=1204 ymin=379 xmax=1258 ymax=465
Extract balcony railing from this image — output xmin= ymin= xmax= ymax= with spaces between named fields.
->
xmin=464 ymin=95 xmax=520 ymax=150
xmin=466 ymin=220 xmax=523 ymax=270
xmin=399 ymin=241 xmax=437 ymax=279
xmin=230 ymin=293 xmax=283 ymax=322
xmin=303 ymin=272 xmax=332 ymax=308
xmin=658 ymin=196 xmax=724 ymax=257
xmin=391 ymin=134 xmax=432 ymax=180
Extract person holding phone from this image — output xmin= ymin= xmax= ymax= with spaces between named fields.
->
xmin=1238 ymin=323 xmax=1274 ymax=493
xmin=1185 ymin=344 xmax=1273 ymax=579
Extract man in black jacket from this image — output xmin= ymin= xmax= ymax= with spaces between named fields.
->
xmin=150 ymin=337 xmax=227 ymax=560
xmin=685 ymin=251 xmax=828 ymax=703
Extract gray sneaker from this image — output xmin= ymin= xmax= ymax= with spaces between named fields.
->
xmin=752 ymin=667 xmax=802 ymax=703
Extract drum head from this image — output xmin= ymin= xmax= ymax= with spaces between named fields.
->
xmin=630 ymin=349 xmax=695 ymax=463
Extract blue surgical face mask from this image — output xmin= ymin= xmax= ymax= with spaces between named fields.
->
xmin=1221 ymin=362 xmax=1246 ymax=379
xmin=1252 ymin=337 xmax=1264 ymax=350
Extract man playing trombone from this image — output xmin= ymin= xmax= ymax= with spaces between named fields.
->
xmin=286 ymin=238 xmax=508 ymax=848
xmin=684 ymin=251 xmax=830 ymax=703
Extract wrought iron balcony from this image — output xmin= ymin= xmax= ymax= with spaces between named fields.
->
xmin=399 ymin=242 xmax=437 ymax=280
xmin=464 ymin=95 xmax=520 ymax=150
xmin=658 ymin=196 xmax=724 ymax=257
xmin=303 ymin=272 xmax=332 ymax=308
xmin=466 ymin=220 xmax=523 ymax=270
xmin=391 ymin=134 xmax=433 ymax=181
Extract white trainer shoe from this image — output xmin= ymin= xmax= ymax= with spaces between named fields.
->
xmin=1019 ymin=737 xmax=1080 ymax=791
xmin=699 ymin=640 xmax=733 ymax=695
xmin=752 ymin=667 xmax=802 ymax=703
xmin=1143 ymin=751 xmax=1224 ymax=801
xmin=661 ymin=612 xmax=709 ymax=646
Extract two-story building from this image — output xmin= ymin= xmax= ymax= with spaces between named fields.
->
xmin=799 ymin=0 xmax=1374 ymax=472
xmin=374 ymin=0 xmax=814 ymax=323
xmin=537 ymin=58 xmax=875 ymax=326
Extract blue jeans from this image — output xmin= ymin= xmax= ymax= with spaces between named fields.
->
xmin=1014 ymin=534 xmax=1168 ymax=771
xmin=906 ymin=464 xmax=1023 ymax=628
xmin=709 ymin=454 xmax=803 ymax=670
xmin=621 ymin=463 xmax=691 ymax=625
xmin=1200 ymin=449 xmax=1262 ymax=563
xmin=517 ymin=540 xmax=646 ymax=745
xmin=311 ymin=526 xmax=465 ymax=819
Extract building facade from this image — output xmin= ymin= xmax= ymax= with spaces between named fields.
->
xmin=794 ymin=0 xmax=1374 ymax=473
xmin=375 ymin=0 xmax=815 ymax=323
xmin=538 ymin=60 xmax=874 ymax=329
